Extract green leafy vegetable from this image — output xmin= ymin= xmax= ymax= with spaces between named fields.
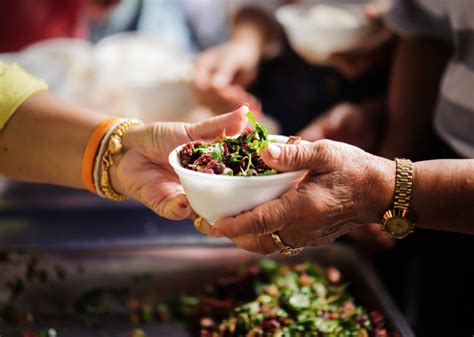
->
xmin=178 ymin=111 xmax=280 ymax=176
xmin=176 ymin=260 xmax=388 ymax=337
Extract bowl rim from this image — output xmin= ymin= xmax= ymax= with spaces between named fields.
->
xmin=168 ymin=135 xmax=308 ymax=182
xmin=275 ymin=1 xmax=372 ymax=32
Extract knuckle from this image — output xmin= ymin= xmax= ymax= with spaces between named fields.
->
xmin=183 ymin=123 xmax=197 ymax=141
xmin=281 ymin=144 xmax=304 ymax=168
xmin=251 ymin=211 xmax=272 ymax=235
xmin=312 ymin=140 xmax=333 ymax=169
xmin=150 ymin=200 xmax=166 ymax=218
xmin=315 ymin=139 xmax=331 ymax=156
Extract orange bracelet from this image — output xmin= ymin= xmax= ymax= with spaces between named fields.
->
xmin=82 ymin=117 xmax=119 ymax=193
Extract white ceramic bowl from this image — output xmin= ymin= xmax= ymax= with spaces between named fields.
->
xmin=276 ymin=1 xmax=374 ymax=65
xmin=169 ymin=135 xmax=308 ymax=224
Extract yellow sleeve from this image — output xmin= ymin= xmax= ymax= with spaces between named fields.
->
xmin=0 ymin=60 xmax=48 ymax=130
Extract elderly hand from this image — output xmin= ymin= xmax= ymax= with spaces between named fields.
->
xmin=202 ymin=139 xmax=395 ymax=255
xmin=109 ymin=105 xmax=248 ymax=220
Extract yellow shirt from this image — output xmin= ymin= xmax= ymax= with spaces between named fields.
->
xmin=0 ymin=60 xmax=48 ymax=130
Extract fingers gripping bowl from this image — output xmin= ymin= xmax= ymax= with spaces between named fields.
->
xmin=169 ymin=114 xmax=308 ymax=224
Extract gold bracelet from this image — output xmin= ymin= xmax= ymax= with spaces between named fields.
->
xmin=98 ymin=119 xmax=144 ymax=201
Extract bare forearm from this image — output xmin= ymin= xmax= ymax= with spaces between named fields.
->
xmin=410 ymin=159 xmax=474 ymax=234
xmin=0 ymin=91 xmax=105 ymax=189
xmin=379 ymin=38 xmax=452 ymax=160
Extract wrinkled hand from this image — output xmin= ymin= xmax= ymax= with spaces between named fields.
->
xmin=109 ymin=106 xmax=248 ymax=220
xmin=328 ymin=1 xmax=394 ymax=79
xmin=297 ymin=100 xmax=383 ymax=152
xmin=202 ymin=139 xmax=395 ymax=255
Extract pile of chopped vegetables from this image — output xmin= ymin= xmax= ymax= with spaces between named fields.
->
xmin=1 ymin=252 xmax=393 ymax=337
xmin=177 ymin=260 xmax=391 ymax=337
xmin=178 ymin=112 xmax=300 ymax=176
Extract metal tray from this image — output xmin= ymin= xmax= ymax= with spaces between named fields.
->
xmin=0 ymin=244 xmax=414 ymax=336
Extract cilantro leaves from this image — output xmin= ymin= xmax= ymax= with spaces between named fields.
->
xmin=179 ymin=111 xmax=276 ymax=176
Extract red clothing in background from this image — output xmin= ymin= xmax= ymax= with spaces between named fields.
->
xmin=0 ymin=0 xmax=87 ymax=52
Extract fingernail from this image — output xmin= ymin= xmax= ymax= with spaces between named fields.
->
xmin=267 ymin=143 xmax=282 ymax=160
xmin=244 ymin=103 xmax=249 ymax=107
xmin=179 ymin=201 xmax=189 ymax=209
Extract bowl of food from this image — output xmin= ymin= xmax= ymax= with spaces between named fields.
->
xmin=169 ymin=112 xmax=308 ymax=224
xmin=276 ymin=1 xmax=374 ymax=64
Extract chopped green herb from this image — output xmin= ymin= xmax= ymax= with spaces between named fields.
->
xmin=178 ymin=112 xmax=300 ymax=176
xmin=175 ymin=260 xmax=387 ymax=337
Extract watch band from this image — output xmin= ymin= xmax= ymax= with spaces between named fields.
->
xmin=393 ymin=158 xmax=413 ymax=210
xmin=381 ymin=158 xmax=415 ymax=239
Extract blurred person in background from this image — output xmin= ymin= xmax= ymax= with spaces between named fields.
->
xmin=203 ymin=0 xmax=474 ymax=335
xmin=0 ymin=0 xmax=120 ymax=52
xmin=0 ymin=0 xmax=229 ymax=53
xmin=89 ymin=0 xmax=230 ymax=51
xmin=194 ymin=0 xmax=396 ymax=249
xmin=194 ymin=0 xmax=394 ymax=139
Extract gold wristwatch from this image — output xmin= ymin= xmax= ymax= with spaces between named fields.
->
xmin=381 ymin=158 xmax=415 ymax=239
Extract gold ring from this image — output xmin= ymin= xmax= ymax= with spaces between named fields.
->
xmin=270 ymin=232 xmax=304 ymax=256
xmin=194 ymin=217 xmax=204 ymax=233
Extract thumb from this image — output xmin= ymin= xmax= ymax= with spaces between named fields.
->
xmin=260 ymin=140 xmax=336 ymax=173
xmin=185 ymin=104 xmax=248 ymax=140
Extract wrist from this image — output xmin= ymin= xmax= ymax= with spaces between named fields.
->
xmin=108 ymin=124 xmax=147 ymax=195
xmin=366 ymin=156 xmax=396 ymax=223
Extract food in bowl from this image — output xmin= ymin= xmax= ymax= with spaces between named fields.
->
xmin=175 ymin=260 xmax=391 ymax=337
xmin=178 ymin=112 xmax=300 ymax=176
xmin=169 ymin=114 xmax=307 ymax=224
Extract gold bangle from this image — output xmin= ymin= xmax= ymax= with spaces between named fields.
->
xmin=98 ymin=119 xmax=144 ymax=201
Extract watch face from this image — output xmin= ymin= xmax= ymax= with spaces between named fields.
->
xmin=386 ymin=216 xmax=411 ymax=235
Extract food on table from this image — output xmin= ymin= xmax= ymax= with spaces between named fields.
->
xmin=177 ymin=260 xmax=392 ymax=337
xmin=3 ymin=254 xmax=394 ymax=337
xmin=178 ymin=112 xmax=300 ymax=176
